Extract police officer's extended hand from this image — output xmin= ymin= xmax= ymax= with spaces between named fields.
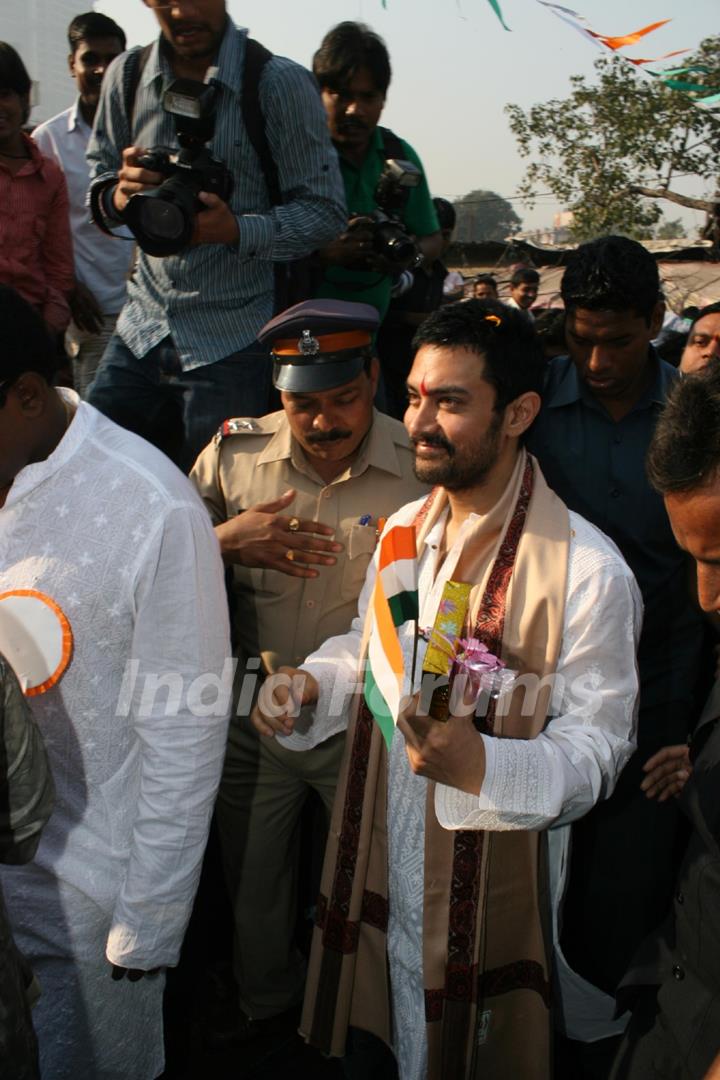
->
xmin=112 ymin=146 xmax=164 ymax=214
xmin=215 ymin=489 xmax=343 ymax=578
xmin=251 ymin=666 xmax=320 ymax=738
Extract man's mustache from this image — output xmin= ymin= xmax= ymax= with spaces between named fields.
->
xmin=307 ymin=429 xmax=352 ymax=444
xmin=338 ymin=119 xmax=368 ymax=132
xmin=411 ymin=433 xmax=455 ymax=455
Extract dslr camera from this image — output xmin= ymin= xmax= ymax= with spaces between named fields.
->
xmin=364 ymin=158 xmax=422 ymax=267
xmin=124 ymin=76 xmax=233 ymax=257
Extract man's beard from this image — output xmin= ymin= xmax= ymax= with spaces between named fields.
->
xmin=411 ymin=414 xmax=503 ymax=491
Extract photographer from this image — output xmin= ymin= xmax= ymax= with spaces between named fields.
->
xmin=86 ymin=0 xmax=346 ymax=471
xmin=312 ymin=22 xmax=442 ymax=327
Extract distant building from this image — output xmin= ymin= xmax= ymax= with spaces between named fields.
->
xmin=5 ymin=1 xmax=79 ymax=124
xmin=514 ymin=212 xmax=575 ymax=248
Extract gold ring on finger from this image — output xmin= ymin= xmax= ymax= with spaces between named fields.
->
xmin=285 ymin=549 xmax=295 ymax=561
xmin=288 ymin=517 xmax=300 ymax=533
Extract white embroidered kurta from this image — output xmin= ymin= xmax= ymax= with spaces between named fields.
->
xmin=282 ymin=496 xmax=643 ymax=1080
xmin=0 ymin=392 xmax=231 ymax=1080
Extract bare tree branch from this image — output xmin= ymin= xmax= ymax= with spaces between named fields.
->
xmin=629 ymin=186 xmax=716 ymax=212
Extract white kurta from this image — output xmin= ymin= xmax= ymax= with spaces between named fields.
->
xmin=283 ymin=495 xmax=643 ymax=1080
xmin=0 ymin=392 xmax=231 ymax=1080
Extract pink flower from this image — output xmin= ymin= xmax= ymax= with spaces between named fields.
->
xmin=456 ymin=638 xmax=504 ymax=672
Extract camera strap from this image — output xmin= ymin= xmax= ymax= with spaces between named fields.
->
xmin=122 ymin=44 xmax=153 ymax=144
xmin=378 ymin=127 xmax=405 ymax=163
xmin=241 ymin=39 xmax=281 ymax=206
xmin=241 ymin=39 xmax=325 ymax=311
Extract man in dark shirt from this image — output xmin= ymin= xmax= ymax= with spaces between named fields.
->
xmin=527 ymin=236 xmax=706 ymax=1077
xmin=612 ymin=366 xmax=720 ymax=1080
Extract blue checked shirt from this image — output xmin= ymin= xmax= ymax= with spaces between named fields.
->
xmin=87 ymin=21 xmax=347 ymax=369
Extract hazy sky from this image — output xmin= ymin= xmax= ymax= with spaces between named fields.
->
xmin=93 ymin=0 xmax=718 ymax=233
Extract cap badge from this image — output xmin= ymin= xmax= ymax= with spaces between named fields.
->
xmin=298 ymin=329 xmax=320 ymax=357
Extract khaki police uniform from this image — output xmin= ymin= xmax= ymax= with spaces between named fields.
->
xmin=191 ymin=407 xmax=426 ymax=1019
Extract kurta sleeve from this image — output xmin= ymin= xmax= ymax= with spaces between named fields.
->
xmin=435 ymin=522 xmax=643 ymax=833
xmin=105 ymin=505 xmax=231 ymax=969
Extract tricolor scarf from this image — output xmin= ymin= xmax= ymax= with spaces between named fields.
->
xmin=300 ymin=452 xmax=571 ymax=1078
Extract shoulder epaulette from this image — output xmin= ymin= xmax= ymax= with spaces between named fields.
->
xmin=214 ymin=417 xmax=262 ymax=446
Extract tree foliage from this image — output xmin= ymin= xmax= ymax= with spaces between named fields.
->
xmin=655 ymin=217 xmax=685 ymax=240
xmin=506 ymin=37 xmax=720 ymax=242
xmin=452 ymin=188 xmax=522 ymax=243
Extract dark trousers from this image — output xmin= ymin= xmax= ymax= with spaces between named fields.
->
xmin=555 ymin=1032 xmax=625 ymax=1080
xmin=560 ymin=702 xmax=691 ymax=995
xmin=87 ymin=334 xmax=271 ymax=472
xmin=342 ymin=1028 xmax=398 ymax=1080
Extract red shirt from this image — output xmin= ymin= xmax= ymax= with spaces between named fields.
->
xmin=0 ymin=133 xmax=74 ymax=333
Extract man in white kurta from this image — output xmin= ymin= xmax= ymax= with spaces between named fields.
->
xmin=0 ymin=286 xmax=231 ymax=1080
xmin=253 ymin=299 xmax=642 ymax=1079
xmin=279 ymin=486 xmax=641 ymax=1078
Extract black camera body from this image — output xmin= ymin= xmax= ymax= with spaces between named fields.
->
xmin=136 ymin=147 xmax=233 ymax=204
xmin=366 ymin=158 xmax=422 ymax=268
xmin=124 ymin=77 xmax=234 ymax=257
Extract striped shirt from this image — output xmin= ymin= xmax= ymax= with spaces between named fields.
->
xmin=87 ymin=21 xmax=347 ymax=369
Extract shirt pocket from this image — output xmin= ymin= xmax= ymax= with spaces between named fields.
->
xmin=341 ymin=524 xmax=378 ymax=602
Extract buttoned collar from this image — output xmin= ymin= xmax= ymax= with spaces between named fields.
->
xmin=3 ymin=389 xmax=93 ymax=510
xmin=548 ymin=349 xmax=674 ymax=413
xmin=256 ymin=409 xmax=405 ymax=482
xmin=143 ymin=19 xmax=246 ymax=96
xmin=67 ymin=98 xmax=91 ymax=136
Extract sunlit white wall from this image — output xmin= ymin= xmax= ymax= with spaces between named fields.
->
xmin=5 ymin=0 xmax=80 ymax=123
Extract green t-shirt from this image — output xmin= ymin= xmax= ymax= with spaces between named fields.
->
xmin=317 ymin=127 xmax=439 ymax=323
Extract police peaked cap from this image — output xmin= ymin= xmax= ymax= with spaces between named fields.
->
xmin=258 ymin=299 xmax=379 ymax=393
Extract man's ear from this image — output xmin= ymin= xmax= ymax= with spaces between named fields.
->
xmin=503 ymin=391 xmax=541 ymax=439
xmin=368 ymin=355 xmax=380 ymax=394
xmin=650 ymin=300 xmax=666 ymax=339
xmin=12 ymin=374 xmax=49 ymax=418
xmin=68 ymin=52 xmax=76 ymax=78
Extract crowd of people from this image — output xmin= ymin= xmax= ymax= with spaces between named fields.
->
xmin=1 ymin=3 xmax=720 ymax=1080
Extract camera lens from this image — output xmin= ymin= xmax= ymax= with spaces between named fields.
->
xmin=384 ymin=235 xmax=416 ymax=264
xmin=136 ymin=199 xmax=186 ymax=243
xmin=124 ymin=177 xmax=198 ymax=256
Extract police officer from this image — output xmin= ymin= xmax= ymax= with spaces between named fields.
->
xmin=191 ymin=299 xmax=426 ymax=1041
